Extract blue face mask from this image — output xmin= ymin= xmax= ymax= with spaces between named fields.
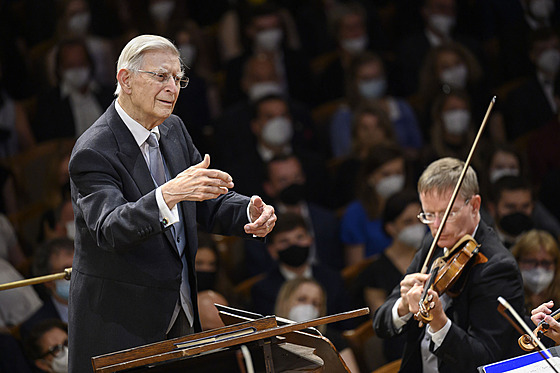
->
xmin=55 ymin=279 xmax=70 ymax=301
xmin=358 ymin=78 xmax=387 ymax=99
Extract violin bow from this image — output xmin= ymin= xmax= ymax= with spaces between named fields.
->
xmin=420 ymin=96 xmax=496 ymax=274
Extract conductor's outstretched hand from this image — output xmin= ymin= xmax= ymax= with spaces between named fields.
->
xmin=245 ymin=195 xmax=276 ymax=237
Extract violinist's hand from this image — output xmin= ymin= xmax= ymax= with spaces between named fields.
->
xmin=531 ymin=300 xmax=560 ymax=344
xmin=397 ymin=273 xmax=430 ymax=317
xmin=406 ymin=286 xmax=447 ymax=332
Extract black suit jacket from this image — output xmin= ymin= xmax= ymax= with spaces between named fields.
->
xmin=372 ymin=219 xmax=524 ymax=372
xmin=68 ymin=102 xmax=253 ymax=372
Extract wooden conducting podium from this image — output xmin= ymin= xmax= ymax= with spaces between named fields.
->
xmin=91 ymin=306 xmax=369 ymax=373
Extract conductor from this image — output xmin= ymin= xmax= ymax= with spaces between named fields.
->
xmin=67 ymin=35 xmax=276 ymax=372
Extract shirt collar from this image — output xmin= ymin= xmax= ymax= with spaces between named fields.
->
xmin=115 ymin=99 xmax=160 ymax=147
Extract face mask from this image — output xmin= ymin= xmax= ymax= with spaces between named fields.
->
xmin=178 ymin=43 xmax=197 ymax=67
xmin=50 ymin=346 xmax=69 ymax=373
xmin=62 ymin=67 xmax=90 ymax=90
xmin=442 ymin=109 xmax=471 ymax=135
xmin=375 ymin=174 xmax=405 ymax=199
xmin=537 ymin=48 xmax=560 ymax=75
xmin=499 ymin=212 xmax=534 ymax=237
xmin=530 ymin=0 xmax=554 ymax=20
xmin=340 ymin=35 xmax=368 ymax=54
xmin=489 ymin=168 xmax=520 ymax=184
xmin=288 ymin=304 xmax=320 ymax=322
xmin=261 ymin=116 xmax=293 ymax=147
xmin=55 ymin=279 xmax=70 ymax=301
xmin=255 ymin=28 xmax=283 ymax=52
xmin=149 ymin=0 xmax=175 ymax=22
xmin=440 ymin=64 xmax=468 ymax=88
xmin=278 ymin=183 xmax=305 ymax=205
xmin=521 ymin=267 xmax=554 ymax=294
xmin=358 ymin=78 xmax=387 ymax=99
xmin=248 ymin=81 xmax=283 ymax=102
xmin=65 ymin=221 xmax=75 ymax=240
xmin=428 ymin=14 xmax=455 ymax=36
xmin=277 ymin=244 xmax=310 ymax=267
xmin=397 ymin=224 xmax=426 ymax=249
xmin=196 ymin=270 xmax=217 ymax=292
xmin=67 ymin=12 xmax=91 ymax=35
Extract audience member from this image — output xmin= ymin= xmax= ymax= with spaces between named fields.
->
xmin=511 ymin=229 xmax=560 ymax=315
xmin=23 ymin=319 xmax=68 ymax=373
xmin=222 ymin=3 xmax=312 ymax=106
xmin=0 ymin=258 xmax=42 ymax=329
xmin=244 ymin=154 xmax=342 ymax=276
xmin=251 ymin=212 xmax=350 ymax=326
xmin=20 ymin=238 xmax=74 ymax=340
xmin=329 ymin=52 xmax=423 ymax=159
xmin=396 ymin=0 xmax=483 ymax=97
xmin=331 ymin=102 xmax=396 ymax=211
xmin=275 ymin=278 xmax=360 ymax=373
xmin=504 ymin=27 xmax=560 ymax=143
xmin=340 ymin=143 xmax=407 ymax=265
xmin=197 ymin=290 xmax=229 ymax=331
xmin=0 ymin=330 xmax=34 ymax=373
xmin=0 ymin=212 xmax=28 ymax=270
xmin=486 ymin=175 xmax=560 ymax=248
xmin=32 ymin=38 xmax=114 ymax=142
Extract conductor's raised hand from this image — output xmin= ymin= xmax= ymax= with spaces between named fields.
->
xmin=245 ymin=195 xmax=276 ymax=237
xmin=162 ymin=154 xmax=234 ymax=208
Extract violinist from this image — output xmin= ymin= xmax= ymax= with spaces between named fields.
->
xmin=531 ymin=301 xmax=560 ymax=346
xmin=372 ymin=157 xmax=525 ymax=373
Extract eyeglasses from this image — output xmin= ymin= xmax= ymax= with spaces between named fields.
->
xmin=417 ymin=198 xmax=471 ymax=225
xmin=136 ymin=70 xmax=189 ymax=88
xmin=40 ymin=340 xmax=68 ymax=358
xmin=519 ymin=259 xmax=555 ymax=270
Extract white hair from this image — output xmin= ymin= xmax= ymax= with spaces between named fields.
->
xmin=114 ymin=34 xmax=180 ymax=96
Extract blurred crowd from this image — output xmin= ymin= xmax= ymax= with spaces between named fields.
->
xmin=3 ymin=0 xmax=560 ymax=372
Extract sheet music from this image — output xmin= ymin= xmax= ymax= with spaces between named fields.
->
xmin=506 ymin=357 xmax=560 ymax=372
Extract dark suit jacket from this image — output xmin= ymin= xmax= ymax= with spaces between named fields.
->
xmin=372 ymin=219 xmax=525 ymax=372
xmin=68 ymin=102 xmax=253 ymax=372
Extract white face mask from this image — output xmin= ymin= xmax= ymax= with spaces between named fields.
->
xmin=288 ymin=304 xmax=320 ymax=322
xmin=440 ymin=64 xmax=468 ymax=88
xmin=248 ymin=81 xmax=284 ymax=102
xmin=62 ymin=67 xmax=91 ymax=90
xmin=521 ymin=267 xmax=554 ymax=294
xmin=442 ymin=109 xmax=471 ymax=135
xmin=397 ymin=224 xmax=426 ymax=249
xmin=255 ymin=28 xmax=283 ymax=52
xmin=178 ymin=43 xmax=197 ymax=67
xmin=261 ymin=116 xmax=293 ymax=147
xmin=149 ymin=0 xmax=175 ymax=22
xmin=537 ymin=48 xmax=560 ymax=76
xmin=67 ymin=12 xmax=91 ymax=35
xmin=530 ymin=0 xmax=555 ymax=20
xmin=65 ymin=221 xmax=76 ymax=240
xmin=340 ymin=35 xmax=368 ymax=54
xmin=428 ymin=14 xmax=455 ymax=36
xmin=375 ymin=174 xmax=405 ymax=199
xmin=489 ymin=167 xmax=520 ymax=184
xmin=50 ymin=346 xmax=69 ymax=373
xmin=358 ymin=78 xmax=387 ymax=99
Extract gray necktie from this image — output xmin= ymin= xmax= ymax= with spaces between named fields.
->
xmin=146 ymin=133 xmax=166 ymax=186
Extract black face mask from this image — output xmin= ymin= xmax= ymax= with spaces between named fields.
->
xmin=277 ymin=244 xmax=310 ymax=268
xmin=278 ymin=183 xmax=305 ymax=205
xmin=196 ymin=271 xmax=217 ymax=292
xmin=499 ymin=212 xmax=534 ymax=237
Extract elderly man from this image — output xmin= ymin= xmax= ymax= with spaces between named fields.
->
xmin=372 ymin=157 xmax=524 ymax=372
xmin=67 ymin=34 xmax=276 ymax=372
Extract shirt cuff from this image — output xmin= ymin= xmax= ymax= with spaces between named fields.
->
xmin=246 ymin=203 xmax=253 ymax=223
xmin=156 ymin=187 xmax=179 ymax=227
xmin=392 ymin=298 xmax=413 ymax=331
xmin=427 ymin=318 xmax=452 ymax=348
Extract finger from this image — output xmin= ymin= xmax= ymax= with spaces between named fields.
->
xmin=192 ymin=154 xmax=210 ymax=169
xmin=251 ymin=195 xmax=264 ymax=209
xmin=247 ymin=208 xmax=276 ymax=231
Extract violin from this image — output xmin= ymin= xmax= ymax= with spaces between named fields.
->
xmin=415 ymin=235 xmax=488 ymax=324
xmin=518 ymin=307 xmax=560 ymax=351
xmin=413 ymin=96 xmax=496 ymax=325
